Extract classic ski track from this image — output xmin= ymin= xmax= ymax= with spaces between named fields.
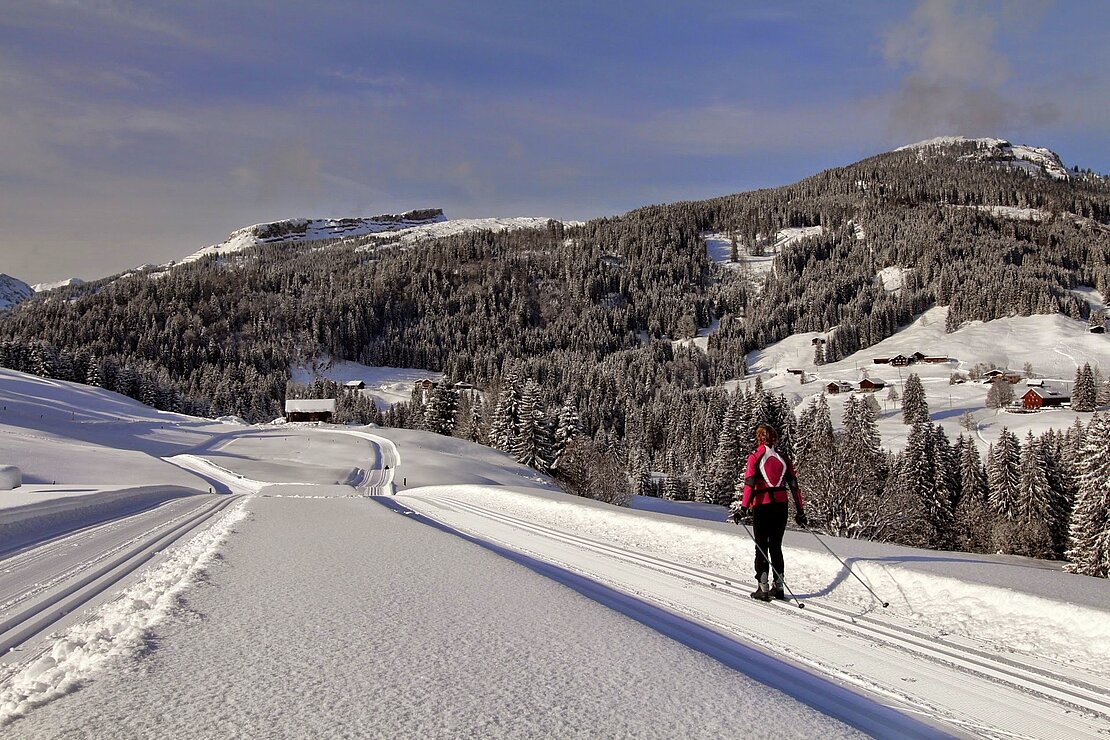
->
xmin=0 ymin=495 xmax=241 ymax=662
xmin=0 ymin=499 xmax=222 ymax=614
xmin=407 ymin=494 xmax=1110 ymax=729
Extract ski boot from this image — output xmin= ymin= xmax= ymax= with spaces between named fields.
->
xmin=750 ymin=575 xmax=772 ymax=602
xmin=771 ymin=578 xmax=786 ymax=601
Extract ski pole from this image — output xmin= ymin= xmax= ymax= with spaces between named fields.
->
xmin=740 ymin=522 xmax=804 ymax=609
xmin=803 ymin=525 xmax=890 ymax=608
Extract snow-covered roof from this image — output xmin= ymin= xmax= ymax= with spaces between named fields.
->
xmin=284 ymin=399 xmax=337 ymax=413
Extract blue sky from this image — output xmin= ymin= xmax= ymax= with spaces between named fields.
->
xmin=1 ymin=0 xmax=1107 ymax=283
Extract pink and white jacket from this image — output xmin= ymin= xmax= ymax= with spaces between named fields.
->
xmin=741 ymin=444 xmax=804 ymax=509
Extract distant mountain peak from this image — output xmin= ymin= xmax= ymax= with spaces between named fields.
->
xmin=0 ymin=273 xmax=34 ymax=310
xmin=896 ymin=136 xmax=1070 ymax=180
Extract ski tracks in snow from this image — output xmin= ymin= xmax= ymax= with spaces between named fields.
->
xmin=0 ymin=498 xmax=247 ymax=726
xmin=393 ymin=490 xmax=1110 ymax=739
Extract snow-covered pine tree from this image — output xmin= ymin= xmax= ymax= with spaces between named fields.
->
xmin=902 ymin=373 xmax=930 ymax=424
xmin=514 ymin=379 xmax=552 ymax=472
xmin=829 ymin=394 xmax=888 ymax=538
xmin=708 ymin=390 xmax=745 ymax=505
xmin=794 ymin=394 xmax=835 ymax=531
xmin=551 ymin=397 xmax=582 ymax=471
xmin=488 ymin=372 xmax=522 ymax=452
xmin=954 ymin=434 xmax=991 ymax=551
xmin=1065 ymin=414 xmax=1110 ymax=578
xmin=423 ymin=382 xmax=459 ymax=436
xmin=1072 ymin=363 xmax=1097 ymax=412
xmin=1008 ymin=431 xmax=1056 ymax=558
xmin=987 ymin=428 xmax=1022 ymax=519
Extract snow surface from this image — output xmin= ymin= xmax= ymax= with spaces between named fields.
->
xmin=876 ymin=265 xmax=912 ymax=293
xmin=30 ymin=279 xmax=84 ymax=294
xmin=704 ymin=227 xmax=824 ymax=278
xmin=0 ymin=275 xmax=33 ymax=311
xmin=3 ymin=366 xmax=1110 ymax=737
xmin=289 ymin=359 xmax=444 ymax=410
xmin=896 ymin=136 xmax=1070 ymax=180
xmin=354 ymin=216 xmax=578 ymax=251
xmin=745 ymin=306 xmax=1110 ymax=452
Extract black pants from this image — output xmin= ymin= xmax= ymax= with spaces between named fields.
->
xmin=752 ymin=501 xmax=788 ymax=580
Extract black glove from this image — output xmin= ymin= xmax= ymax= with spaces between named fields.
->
xmin=727 ymin=502 xmax=751 ymax=525
xmin=795 ymin=509 xmax=808 ymax=528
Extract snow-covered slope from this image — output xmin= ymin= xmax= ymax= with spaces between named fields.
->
xmin=178 ymin=209 xmax=448 ymax=264
xmin=0 ymin=273 xmax=33 ymax=310
xmin=177 ymin=210 xmax=576 ymax=266
xmin=897 ymin=136 xmax=1070 ymax=180
xmin=31 ymin=277 xmax=85 ymax=293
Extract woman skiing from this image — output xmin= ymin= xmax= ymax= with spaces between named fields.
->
xmin=731 ymin=424 xmax=806 ymax=601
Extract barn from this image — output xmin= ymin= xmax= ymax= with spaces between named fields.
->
xmin=858 ymin=378 xmax=887 ymax=392
xmin=1021 ymin=387 xmax=1070 ymax=411
xmin=284 ymin=399 xmax=337 ymax=422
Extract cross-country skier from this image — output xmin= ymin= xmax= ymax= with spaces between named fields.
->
xmin=730 ymin=424 xmax=806 ymax=601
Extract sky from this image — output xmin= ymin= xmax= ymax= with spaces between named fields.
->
xmin=1 ymin=0 xmax=1107 ymax=284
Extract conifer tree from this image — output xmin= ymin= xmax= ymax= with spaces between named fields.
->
xmin=514 ymin=379 xmax=552 ymax=472
xmin=551 ymin=397 xmax=582 ymax=471
xmin=1065 ymin=414 xmax=1110 ymax=577
xmin=902 ymin=373 xmax=930 ymax=424
xmin=987 ymin=428 xmax=1022 ymax=519
xmin=1073 ymin=363 xmax=1097 ymax=412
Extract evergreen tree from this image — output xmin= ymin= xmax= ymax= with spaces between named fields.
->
xmin=901 ymin=373 xmax=930 ymax=424
xmin=987 ymin=428 xmax=1022 ymax=519
xmin=954 ymin=435 xmax=991 ymax=551
xmin=514 ymin=379 xmax=552 ymax=472
xmin=551 ymin=397 xmax=582 ymax=471
xmin=1065 ymin=414 xmax=1110 ymax=577
xmin=1073 ymin=363 xmax=1097 ymax=412
xmin=488 ymin=372 xmax=522 ymax=453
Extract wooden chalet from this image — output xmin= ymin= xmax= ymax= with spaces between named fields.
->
xmin=344 ymin=380 xmax=365 ymax=391
xmin=284 ymin=398 xmax=337 ymax=423
xmin=1022 ymin=387 xmax=1070 ymax=411
xmin=889 ymin=354 xmax=912 ymax=367
xmin=923 ymin=356 xmax=950 ymax=364
xmin=858 ymin=377 xmax=887 ymax=392
xmin=825 ymin=381 xmax=853 ymax=394
xmin=415 ymin=378 xmax=438 ymax=391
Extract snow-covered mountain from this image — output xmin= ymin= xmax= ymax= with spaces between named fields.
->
xmin=897 ymin=135 xmax=1071 ymax=180
xmin=176 ymin=209 xmax=574 ymax=266
xmin=0 ymin=273 xmax=33 ymax=310
xmin=31 ymin=277 xmax=85 ymax=293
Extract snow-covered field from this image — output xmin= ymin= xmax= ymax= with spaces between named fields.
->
xmin=704 ymin=226 xmax=824 ymax=278
xmin=290 ymin=358 xmax=444 ymax=410
xmin=746 ymin=305 xmax=1110 ymax=451
xmin=2 ymin=368 xmax=1109 ymax=737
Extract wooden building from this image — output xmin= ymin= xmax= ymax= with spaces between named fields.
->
xmin=284 ymin=398 xmax=337 ymax=423
xmin=1021 ymin=387 xmax=1070 ymax=411
xmin=858 ymin=378 xmax=887 ymax=392
xmin=825 ymin=381 xmax=853 ymax=394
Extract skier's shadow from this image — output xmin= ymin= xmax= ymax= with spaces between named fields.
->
xmin=796 ymin=554 xmax=1022 ymax=605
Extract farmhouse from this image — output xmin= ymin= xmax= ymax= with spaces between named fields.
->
xmin=1021 ymin=386 xmax=1071 ymax=411
xmin=858 ymin=378 xmax=887 ymax=392
xmin=889 ymin=354 xmax=912 ymax=367
xmin=825 ymin=381 xmax=853 ymax=394
xmin=284 ymin=398 xmax=336 ymax=423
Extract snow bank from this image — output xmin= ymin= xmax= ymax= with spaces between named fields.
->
xmin=0 ymin=501 xmax=247 ymax=726
xmin=0 ymin=486 xmax=200 ymax=554
xmin=0 ymin=466 xmax=21 ymax=490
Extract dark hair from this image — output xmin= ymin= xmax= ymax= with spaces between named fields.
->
xmin=755 ymin=424 xmax=779 ymax=447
